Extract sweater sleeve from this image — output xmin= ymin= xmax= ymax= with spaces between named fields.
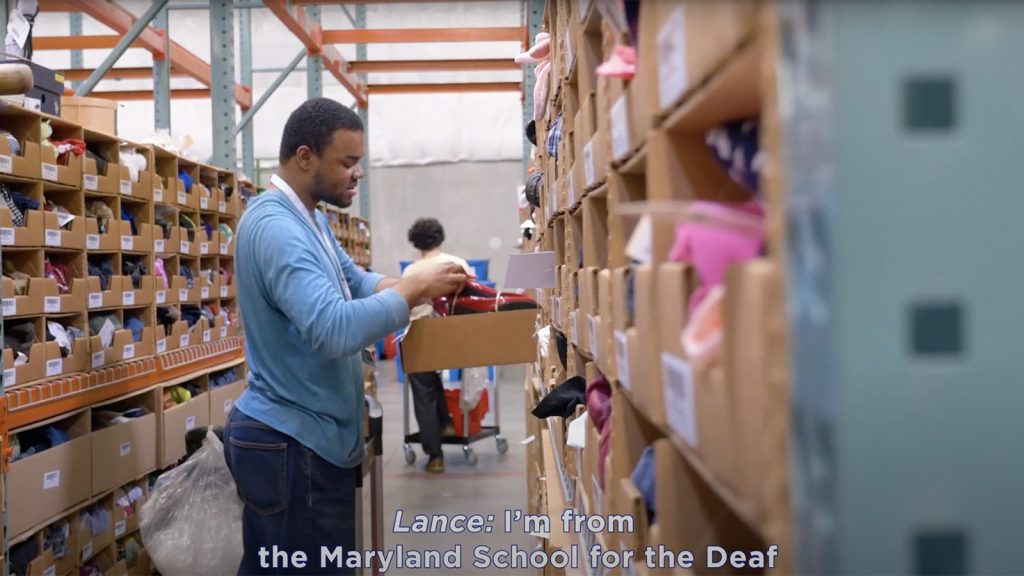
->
xmin=253 ymin=212 xmax=409 ymax=359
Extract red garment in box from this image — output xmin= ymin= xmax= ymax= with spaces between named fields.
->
xmin=445 ymin=388 xmax=489 ymax=438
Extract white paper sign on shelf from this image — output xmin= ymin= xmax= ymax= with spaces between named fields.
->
xmin=3 ymin=368 xmax=14 ymax=387
xmin=121 ymin=235 xmax=134 ymax=251
xmin=657 ymin=6 xmax=689 ymax=110
xmin=43 ymin=566 xmax=56 ymax=576
xmin=203 ymin=329 xmax=212 ymax=343
xmin=42 ymin=163 xmax=58 ymax=181
xmin=180 ymin=335 xmax=190 ymax=348
xmin=200 ymin=197 xmax=209 ymax=209
xmin=0 ymin=155 xmax=12 ymax=173
xmin=45 ymin=229 xmax=60 ymax=247
xmin=92 ymin=352 xmax=104 ymax=369
xmin=88 ymin=293 xmax=102 ymax=309
xmin=44 ymin=296 xmax=60 ymax=313
xmin=180 ymin=240 xmax=191 ymax=253
xmin=201 ymin=242 xmax=209 ymax=255
xmin=43 ymin=470 xmax=61 ymax=490
xmin=120 ymin=180 xmax=132 ymax=195
xmin=220 ymin=326 xmax=228 ymax=339
xmin=84 ymin=174 xmax=98 ymax=190
xmin=179 ymin=289 xmax=189 ymax=301
xmin=220 ymin=286 xmax=228 ymax=298
xmin=156 ymin=290 xmax=166 ymax=304
xmin=120 ymin=441 xmax=132 ymax=456
xmin=154 ymin=239 xmax=165 ymax=253
xmin=220 ymin=243 xmax=228 ymax=255
xmin=86 ymin=234 xmax=100 ymax=250
xmin=567 ymin=170 xmax=576 ymax=206
xmin=218 ymin=201 xmax=227 ymax=213
xmin=123 ymin=291 xmax=135 ymax=306
xmin=157 ymin=338 xmax=167 ymax=354
xmin=0 ymin=227 xmax=13 ymax=245
xmin=611 ymin=96 xmax=630 ymax=160
xmin=584 ymin=141 xmax=596 ymax=187
xmin=186 ymin=416 xmax=196 ymax=431
xmin=123 ymin=344 xmax=135 ymax=360
xmin=624 ymin=214 xmax=654 ymax=265
xmin=588 ymin=315 xmax=599 ymax=358
xmin=178 ymin=191 xmax=187 ymax=205
xmin=154 ymin=189 xmax=163 ymax=203
xmin=81 ymin=543 xmax=93 ymax=562
xmin=614 ymin=330 xmax=630 ymax=389
xmin=201 ymin=287 xmax=210 ymax=299
xmin=661 ymin=352 xmax=698 ymax=447
xmin=569 ymin=311 xmax=578 ymax=345
xmin=1 ymin=298 xmax=14 ymax=317
xmin=46 ymin=358 xmax=62 ymax=377
xmin=115 ymin=520 xmax=127 ymax=537
xmin=224 ymin=399 xmax=233 ymax=413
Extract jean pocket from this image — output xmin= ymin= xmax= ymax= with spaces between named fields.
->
xmin=227 ymin=436 xmax=288 ymax=515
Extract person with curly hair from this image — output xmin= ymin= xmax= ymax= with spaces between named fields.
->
xmin=402 ymin=217 xmax=474 ymax=472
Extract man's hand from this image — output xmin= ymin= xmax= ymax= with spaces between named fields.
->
xmin=393 ymin=262 xmax=468 ymax=308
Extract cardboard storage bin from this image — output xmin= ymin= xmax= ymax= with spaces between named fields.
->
xmin=61 ymin=96 xmax=117 ymax=134
xmin=77 ymin=495 xmax=115 ymax=567
xmin=7 ymin=410 xmax=92 ymax=538
xmin=209 ymin=364 xmax=247 ymax=427
xmin=10 ymin=523 xmax=78 ymax=576
xmin=159 ymin=375 xmax=210 ymax=467
xmin=112 ymin=480 xmax=148 ymax=539
xmin=91 ymin=390 xmax=158 ymax=494
xmin=400 ymin=309 xmax=538 ymax=373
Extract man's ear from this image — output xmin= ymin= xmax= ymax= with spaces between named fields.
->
xmin=294 ymin=145 xmax=316 ymax=172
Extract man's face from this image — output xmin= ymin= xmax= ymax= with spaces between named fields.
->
xmin=310 ymin=129 xmax=365 ymax=208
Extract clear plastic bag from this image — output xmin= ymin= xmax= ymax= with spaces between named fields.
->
xmin=460 ymin=367 xmax=490 ymax=413
xmin=139 ymin=429 xmax=243 ymax=575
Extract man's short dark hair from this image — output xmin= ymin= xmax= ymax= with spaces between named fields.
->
xmin=279 ymin=98 xmax=363 ymax=164
xmin=408 ymin=218 xmax=445 ymax=251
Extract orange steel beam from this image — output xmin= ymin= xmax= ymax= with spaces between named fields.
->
xmin=323 ymin=27 xmax=524 ymax=44
xmin=60 ymin=67 xmax=190 ymax=81
xmin=38 ymin=0 xmax=252 ymax=108
xmin=263 ymin=0 xmax=367 ymax=107
xmin=349 ymin=58 xmax=519 ymax=73
xmin=367 ymin=81 xmax=522 ymax=95
xmin=34 ymin=35 xmax=140 ymax=51
xmin=92 ymin=88 xmax=212 ymax=101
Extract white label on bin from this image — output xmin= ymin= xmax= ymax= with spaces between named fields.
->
xmin=220 ymin=286 xmax=228 ymax=298
xmin=43 ymin=566 xmax=55 ymax=576
xmin=3 ymin=368 xmax=14 ymax=386
xmin=220 ymin=242 xmax=228 ymax=255
xmin=567 ymin=170 xmax=575 ymax=206
xmin=119 ymin=441 xmax=132 ymax=456
xmin=154 ymin=189 xmax=163 ymax=203
xmin=121 ymin=235 xmax=133 ymax=251
xmin=186 ymin=415 xmax=196 ymax=431
xmin=123 ymin=343 xmax=135 ymax=359
xmin=579 ymin=0 xmax=590 ymax=19
xmin=115 ymin=520 xmax=126 ymax=537
xmin=156 ymin=290 xmax=166 ymax=304
xmin=220 ymin=326 xmax=227 ymax=339
xmin=86 ymin=234 xmax=100 ymax=250
xmin=2 ymin=298 xmax=15 ymax=316
xmin=177 ymin=191 xmax=187 ymax=205
xmin=200 ymin=197 xmax=209 ymax=210
xmin=218 ymin=201 xmax=226 ymax=213
xmin=611 ymin=96 xmax=630 ymax=160
xmin=569 ymin=311 xmax=578 ymax=344
xmin=200 ymin=242 xmax=209 ymax=255
xmin=658 ymin=7 xmax=688 ymax=110
xmin=123 ymin=291 xmax=135 ymax=306
xmin=180 ymin=240 xmax=190 ymax=253
xmin=46 ymin=358 xmax=62 ymax=377
xmin=81 ymin=542 xmax=93 ymax=562
xmin=43 ymin=470 xmax=60 ymax=490
xmin=91 ymin=351 xmax=104 ymax=368
xmin=614 ymin=330 xmax=630 ymax=389
xmin=563 ymin=35 xmax=573 ymax=70
xmin=42 ymin=162 xmax=58 ymax=181
xmin=154 ymin=239 xmax=165 ymax=253
xmin=157 ymin=338 xmax=167 ymax=354
xmin=201 ymin=287 xmax=209 ymax=299
xmin=0 ymin=155 xmax=12 ymax=173
xmin=224 ymin=399 xmax=232 ymax=413
xmin=179 ymin=288 xmax=189 ymax=301
xmin=180 ymin=335 xmax=190 ymax=348
xmin=661 ymin=352 xmax=697 ymax=447
xmin=588 ymin=315 xmax=598 ymax=358
xmin=120 ymin=180 xmax=132 ymax=195
xmin=84 ymin=174 xmax=98 ymax=190
xmin=44 ymin=296 xmax=60 ymax=313
xmin=0 ymin=227 xmax=13 ymax=245
xmin=88 ymin=293 xmax=102 ymax=309
xmin=45 ymin=229 xmax=61 ymax=246
xmin=584 ymin=141 xmax=595 ymax=187
xmin=203 ymin=329 xmax=212 ymax=343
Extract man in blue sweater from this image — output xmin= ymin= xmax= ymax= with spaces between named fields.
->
xmin=222 ymin=98 xmax=467 ymax=575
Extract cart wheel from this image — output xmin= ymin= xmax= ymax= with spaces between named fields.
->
xmin=403 ymin=444 xmax=416 ymax=465
xmin=463 ymin=446 xmax=478 ymax=466
xmin=496 ymin=436 xmax=509 ymax=455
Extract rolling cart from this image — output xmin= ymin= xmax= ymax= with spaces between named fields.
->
xmin=401 ymin=372 xmax=509 ymax=466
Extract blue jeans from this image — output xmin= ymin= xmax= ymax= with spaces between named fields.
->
xmin=223 ymin=409 xmax=358 ymax=575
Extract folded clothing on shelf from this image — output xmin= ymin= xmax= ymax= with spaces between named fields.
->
xmin=88 ymin=313 xmax=122 ymax=348
xmin=93 ymin=406 xmax=148 ymax=430
xmin=157 ymin=306 xmax=180 ymax=332
xmin=122 ymin=259 xmax=148 ymax=289
xmin=79 ymin=502 xmax=111 ymax=536
xmin=88 ymin=257 xmax=114 ymax=291
xmin=47 ymin=321 xmax=84 ymax=358
xmin=178 ymin=169 xmax=192 ymax=192
xmin=44 ymin=518 xmax=72 ymax=560
xmin=85 ymin=144 xmax=111 ymax=174
xmin=10 ymin=424 xmax=70 ymax=462
xmin=630 ymin=446 xmax=656 ymax=522
xmin=4 ymin=259 xmax=30 ymax=295
xmin=531 ymin=376 xmax=586 ymax=420
xmin=210 ymin=368 xmax=237 ymax=388
xmin=45 ymin=259 xmax=71 ymax=294
xmin=4 ymin=321 xmax=36 ymax=359
xmin=706 ymin=119 xmax=764 ymax=197
xmin=9 ymin=536 xmax=38 ymax=576
xmin=119 ymin=146 xmax=147 ymax=182
xmin=586 ymin=376 xmax=613 ymax=488
xmin=124 ymin=317 xmax=145 ymax=343
xmin=87 ymin=200 xmax=115 ymax=234
xmin=120 ymin=207 xmax=137 ymax=236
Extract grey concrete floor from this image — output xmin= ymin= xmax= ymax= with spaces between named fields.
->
xmin=368 ymin=362 xmax=536 ymax=575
